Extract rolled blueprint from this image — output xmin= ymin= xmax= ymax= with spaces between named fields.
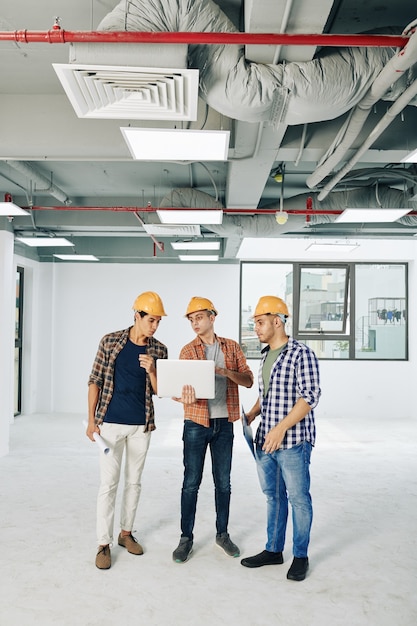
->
xmin=83 ymin=421 xmax=110 ymax=454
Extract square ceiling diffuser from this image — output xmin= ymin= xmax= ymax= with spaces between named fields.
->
xmin=53 ymin=64 xmax=199 ymax=121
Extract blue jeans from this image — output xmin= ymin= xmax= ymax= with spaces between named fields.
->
xmin=255 ymin=441 xmax=313 ymax=557
xmin=180 ymin=419 xmax=234 ymax=539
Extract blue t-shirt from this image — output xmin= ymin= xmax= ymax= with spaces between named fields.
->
xmin=104 ymin=341 xmax=147 ymax=425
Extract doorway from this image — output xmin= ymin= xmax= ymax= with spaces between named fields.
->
xmin=14 ymin=267 xmax=24 ymax=415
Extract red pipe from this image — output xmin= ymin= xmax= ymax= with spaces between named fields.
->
xmin=27 ymin=206 xmax=417 ymax=216
xmin=0 ymin=30 xmax=408 ymax=48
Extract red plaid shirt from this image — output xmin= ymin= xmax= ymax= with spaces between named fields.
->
xmin=179 ymin=335 xmax=253 ymax=427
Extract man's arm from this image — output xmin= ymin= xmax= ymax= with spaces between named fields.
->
xmin=244 ymin=397 xmax=261 ymax=425
xmin=216 ymin=341 xmax=254 ymax=388
xmin=216 ymin=366 xmax=253 ymax=388
xmin=86 ymin=383 xmax=101 ymax=441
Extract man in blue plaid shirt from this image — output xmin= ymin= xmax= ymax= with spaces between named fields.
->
xmin=241 ymin=295 xmax=321 ymax=581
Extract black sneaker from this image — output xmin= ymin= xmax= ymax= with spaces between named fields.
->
xmin=216 ymin=532 xmax=240 ymax=557
xmin=241 ymin=550 xmax=283 ymax=568
xmin=173 ymin=537 xmax=193 ymax=563
xmin=287 ymin=557 xmax=309 ymax=581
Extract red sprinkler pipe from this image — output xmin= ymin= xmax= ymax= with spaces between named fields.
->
xmin=29 ymin=205 xmax=344 ymax=214
xmin=0 ymin=30 xmax=408 ymax=48
xmin=28 ymin=205 xmax=417 ymax=217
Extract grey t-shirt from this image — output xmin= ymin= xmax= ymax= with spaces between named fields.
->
xmin=205 ymin=341 xmax=228 ymax=418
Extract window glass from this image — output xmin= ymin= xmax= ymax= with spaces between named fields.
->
xmin=355 ymin=264 xmax=407 ymax=359
xmin=240 ymin=262 xmax=407 ymax=361
xmin=302 ymin=339 xmax=350 ymax=359
xmin=240 ymin=263 xmax=293 ymax=357
xmin=299 ymin=266 xmax=349 ymax=334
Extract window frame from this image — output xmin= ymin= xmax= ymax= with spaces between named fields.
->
xmin=239 ymin=261 xmax=408 ymax=361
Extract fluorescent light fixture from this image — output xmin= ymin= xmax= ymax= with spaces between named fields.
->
xmin=171 ymin=241 xmax=220 ymax=251
xmin=121 ymin=127 xmax=230 ymax=161
xmin=305 ymin=242 xmax=359 ymax=253
xmin=0 ymin=202 xmax=30 ymax=216
xmin=143 ymin=224 xmax=201 ymax=236
xmin=157 ymin=209 xmax=223 ymax=225
xmin=335 ymin=208 xmax=411 ymax=223
xmin=16 ymin=237 xmax=73 ymax=247
xmin=401 ymin=148 xmax=417 ymax=163
xmin=179 ymin=255 xmax=219 ymax=262
xmin=54 ymin=254 xmax=99 ymax=261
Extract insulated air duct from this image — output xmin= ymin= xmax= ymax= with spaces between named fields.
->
xmin=98 ymin=0 xmax=417 ymax=126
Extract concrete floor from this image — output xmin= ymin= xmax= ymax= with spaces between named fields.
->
xmin=1 ymin=411 xmax=416 ymax=626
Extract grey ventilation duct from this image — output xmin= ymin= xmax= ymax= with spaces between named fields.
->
xmin=158 ymin=187 xmax=417 ymax=237
xmin=98 ymin=0 xmax=417 ymax=126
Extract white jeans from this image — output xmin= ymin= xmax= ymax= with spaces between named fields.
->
xmin=97 ymin=423 xmax=151 ymax=546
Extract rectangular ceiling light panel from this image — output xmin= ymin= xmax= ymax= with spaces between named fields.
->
xmin=401 ymin=148 xmax=417 ymax=163
xmin=54 ymin=254 xmax=99 ymax=261
xmin=16 ymin=237 xmax=73 ymax=247
xmin=53 ymin=64 xmax=199 ymax=121
xmin=157 ymin=209 xmax=223 ymax=224
xmin=179 ymin=255 xmax=219 ymax=262
xmin=171 ymin=242 xmax=220 ymax=250
xmin=0 ymin=202 xmax=30 ymax=216
xmin=143 ymin=224 xmax=201 ymax=236
xmin=305 ymin=243 xmax=359 ymax=253
xmin=335 ymin=208 xmax=411 ymax=223
xmin=122 ymin=128 xmax=230 ymax=161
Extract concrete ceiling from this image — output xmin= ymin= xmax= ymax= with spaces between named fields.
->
xmin=1 ymin=0 xmax=416 ymax=263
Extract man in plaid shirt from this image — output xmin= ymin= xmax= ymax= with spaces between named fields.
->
xmin=172 ymin=297 xmax=253 ymax=564
xmin=87 ymin=291 xmax=168 ymax=570
xmin=241 ymin=295 xmax=321 ymax=581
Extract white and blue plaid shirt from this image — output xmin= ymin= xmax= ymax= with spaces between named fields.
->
xmin=255 ymin=337 xmax=321 ymax=449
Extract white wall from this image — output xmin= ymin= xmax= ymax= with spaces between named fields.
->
xmin=14 ymin=238 xmax=417 ymax=424
xmin=0 ymin=230 xmax=15 ymax=456
xmin=50 ymin=263 xmax=243 ymax=419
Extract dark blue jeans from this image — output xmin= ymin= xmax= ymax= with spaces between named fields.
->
xmin=180 ymin=419 xmax=234 ymax=539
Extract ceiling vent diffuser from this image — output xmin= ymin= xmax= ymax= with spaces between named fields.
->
xmin=53 ymin=64 xmax=199 ymax=121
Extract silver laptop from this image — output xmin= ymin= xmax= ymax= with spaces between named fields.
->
xmin=156 ymin=359 xmax=215 ymax=399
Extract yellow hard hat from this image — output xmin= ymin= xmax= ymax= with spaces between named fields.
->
xmin=132 ymin=291 xmax=167 ymax=316
xmin=185 ymin=296 xmax=218 ymax=317
xmin=253 ymin=295 xmax=289 ymax=318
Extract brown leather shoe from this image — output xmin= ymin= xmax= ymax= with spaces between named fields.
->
xmin=118 ymin=533 xmax=143 ymax=555
xmin=95 ymin=544 xmax=111 ymax=569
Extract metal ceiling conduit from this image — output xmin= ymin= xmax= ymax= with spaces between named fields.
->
xmin=3 ymin=161 xmax=70 ymax=205
xmin=317 ymin=76 xmax=417 ymax=201
xmin=307 ymin=19 xmax=417 ymax=191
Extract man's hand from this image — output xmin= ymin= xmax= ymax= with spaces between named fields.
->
xmin=215 ymin=366 xmax=227 ymax=378
xmin=86 ymin=421 xmax=100 ymax=442
xmin=173 ymin=384 xmax=197 ymax=405
xmin=139 ymin=354 xmax=155 ymax=374
xmin=262 ymin=424 xmax=285 ymax=453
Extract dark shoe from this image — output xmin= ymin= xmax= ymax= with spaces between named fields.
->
xmin=216 ymin=532 xmax=240 ymax=557
xmin=173 ymin=537 xmax=193 ymax=563
xmin=118 ymin=533 xmax=143 ymax=555
xmin=95 ymin=544 xmax=111 ymax=569
xmin=241 ymin=549 xmax=283 ymax=568
xmin=287 ymin=557 xmax=309 ymax=581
